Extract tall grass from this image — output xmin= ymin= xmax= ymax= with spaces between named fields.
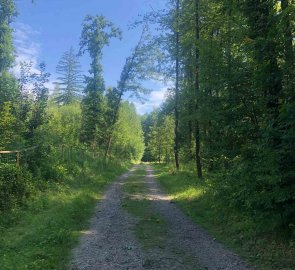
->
xmin=0 ymin=153 xmax=128 ymax=270
xmin=153 ymin=163 xmax=295 ymax=270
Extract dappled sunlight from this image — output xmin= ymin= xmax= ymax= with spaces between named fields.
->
xmin=146 ymin=193 xmax=172 ymax=202
xmin=80 ymin=230 xmax=95 ymax=236
xmin=172 ymin=186 xmax=204 ymax=202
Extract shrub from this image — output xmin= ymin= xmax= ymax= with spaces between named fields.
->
xmin=0 ymin=164 xmax=32 ymax=212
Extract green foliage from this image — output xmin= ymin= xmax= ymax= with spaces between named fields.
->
xmin=0 ymin=71 xmax=19 ymax=106
xmin=0 ymin=154 xmax=128 ymax=270
xmin=155 ymin=164 xmax=295 ymax=270
xmin=79 ymin=15 xmax=121 ymax=146
xmin=27 ymin=62 xmax=50 ymax=140
xmin=0 ymin=0 xmax=15 ymax=72
xmin=112 ymin=101 xmax=145 ymax=162
xmin=141 ymin=0 xmax=295 ymax=235
xmin=38 ymin=102 xmax=82 ymax=147
xmin=0 ymin=164 xmax=32 ymax=212
xmin=79 ymin=15 xmax=121 ymax=91
xmin=80 ymin=90 xmax=108 ymax=146
xmin=0 ymin=102 xmax=19 ymax=149
xmin=146 ymin=114 xmax=174 ymax=163
xmin=54 ymin=47 xmax=83 ymax=104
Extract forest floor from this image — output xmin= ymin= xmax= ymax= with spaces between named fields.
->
xmin=69 ymin=164 xmax=251 ymax=270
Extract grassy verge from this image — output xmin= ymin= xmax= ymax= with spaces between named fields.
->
xmin=0 ymin=158 xmax=128 ymax=270
xmin=121 ymin=167 xmax=168 ymax=249
xmin=153 ymin=164 xmax=295 ymax=270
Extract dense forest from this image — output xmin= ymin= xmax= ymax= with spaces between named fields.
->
xmin=141 ymin=0 xmax=295 ymax=236
xmin=0 ymin=0 xmax=294 ymax=269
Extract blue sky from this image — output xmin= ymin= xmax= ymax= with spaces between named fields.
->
xmin=12 ymin=0 xmax=168 ymax=114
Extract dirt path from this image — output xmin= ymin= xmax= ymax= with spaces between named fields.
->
xmin=69 ymin=165 xmax=251 ymax=270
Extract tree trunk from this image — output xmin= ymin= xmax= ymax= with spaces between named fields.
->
xmin=281 ymin=0 xmax=294 ymax=68
xmin=104 ymin=90 xmax=123 ymax=158
xmin=174 ymin=0 xmax=180 ymax=170
xmin=194 ymin=0 xmax=202 ymax=179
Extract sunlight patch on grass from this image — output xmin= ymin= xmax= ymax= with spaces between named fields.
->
xmin=172 ymin=186 xmax=204 ymax=202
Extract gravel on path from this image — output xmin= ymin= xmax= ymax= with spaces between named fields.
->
xmin=144 ymin=165 xmax=252 ymax=270
xmin=69 ymin=164 xmax=252 ymax=270
xmin=69 ymin=166 xmax=145 ymax=270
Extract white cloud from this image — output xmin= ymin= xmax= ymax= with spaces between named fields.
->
xmin=12 ymin=22 xmax=41 ymax=76
xmin=132 ymin=87 xmax=168 ymax=115
xmin=11 ymin=22 xmax=55 ymax=91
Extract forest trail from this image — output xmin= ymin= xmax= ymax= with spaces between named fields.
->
xmin=69 ymin=165 xmax=251 ymax=270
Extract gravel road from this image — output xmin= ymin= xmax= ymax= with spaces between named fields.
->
xmin=69 ymin=164 xmax=252 ymax=270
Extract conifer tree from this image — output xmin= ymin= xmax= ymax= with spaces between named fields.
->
xmin=54 ymin=47 xmax=83 ymax=104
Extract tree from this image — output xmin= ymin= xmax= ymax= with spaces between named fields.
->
xmin=79 ymin=15 xmax=121 ymax=146
xmin=193 ymin=0 xmax=202 ymax=178
xmin=105 ymin=26 xmax=154 ymax=157
xmin=111 ymin=101 xmax=145 ymax=162
xmin=174 ymin=0 xmax=181 ymax=170
xmin=0 ymin=0 xmax=18 ymax=106
xmin=27 ymin=62 xmax=50 ymax=139
xmin=0 ymin=102 xmax=19 ymax=149
xmin=0 ymin=0 xmax=15 ymax=73
xmin=147 ymin=114 xmax=174 ymax=163
xmin=54 ymin=47 xmax=83 ymax=104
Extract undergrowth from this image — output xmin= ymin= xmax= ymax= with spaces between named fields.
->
xmin=153 ymin=163 xmax=295 ymax=270
xmin=0 ymin=154 xmax=128 ymax=270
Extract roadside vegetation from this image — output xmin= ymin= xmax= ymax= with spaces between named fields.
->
xmin=0 ymin=2 xmax=145 ymax=268
xmin=0 ymin=0 xmax=294 ymax=269
xmin=0 ymin=153 xmax=128 ymax=269
xmin=154 ymin=164 xmax=295 ymax=270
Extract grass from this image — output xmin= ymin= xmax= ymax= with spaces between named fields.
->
xmin=121 ymin=168 xmax=168 ymax=249
xmin=153 ymin=163 xmax=295 ymax=270
xmin=0 ymin=158 xmax=128 ymax=270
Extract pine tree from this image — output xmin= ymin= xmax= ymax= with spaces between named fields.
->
xmin=54 ymin=47 xmax=83 ymax=105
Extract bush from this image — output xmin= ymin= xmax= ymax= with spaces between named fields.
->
xmin=0 ymin=164 xmax=32 ymax=212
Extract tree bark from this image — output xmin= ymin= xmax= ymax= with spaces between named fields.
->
xmin=194 ymin=0 xmax=202 ymax=179
xmin=174 ymin=0 xmax=180 ymax=170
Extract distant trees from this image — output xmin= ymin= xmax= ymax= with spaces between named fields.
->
xmin=145 ymin=114 xmax=174 ymax=163
xmin=112 ymin=102 xmax=145 ymax=162
xmin=54 ymin=47 xmax=83 ymax=104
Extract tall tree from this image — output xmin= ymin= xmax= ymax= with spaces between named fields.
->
xmin=54 ymin=47 xmax=83 ymax=104
xmin=0 ymin=0 xmax=18 ymax=106
xmin=79 ymin=15 xmax=121 ymax=146
xmin=0 ymin=0 xmax=20 ymax=150
xmin=0 ymin=0 xmax=15 ymax=73
xmin=174 ymin=0 xmax=180 ymax=170
xmin=104 ymin=26 xmax=153 ymax=157
xmin=193 ymin=0 xmax=202 ymax=178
